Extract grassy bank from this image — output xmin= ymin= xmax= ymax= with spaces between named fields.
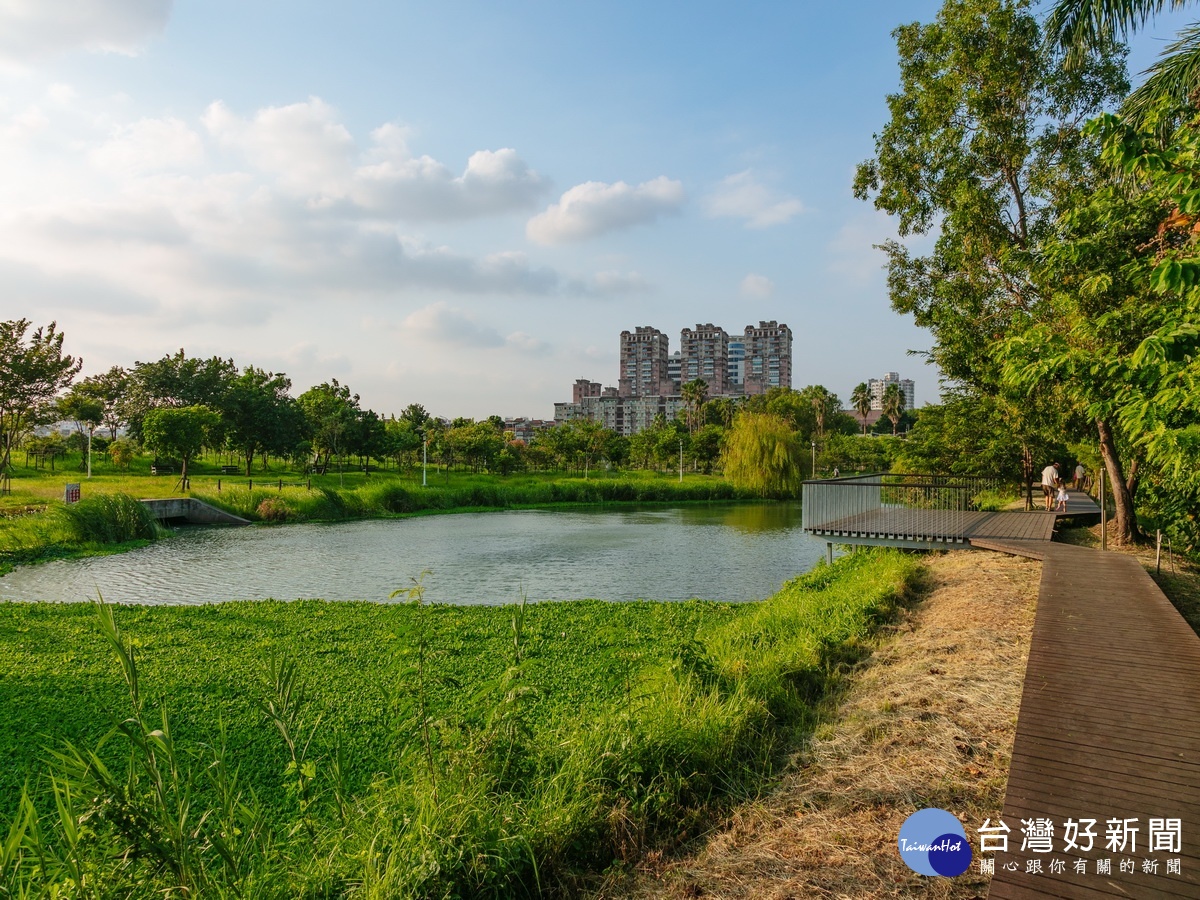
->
xmin=192 ymin=472 xmax=748 ymax=523
xmin=1 ymin=461 xmax=752 ymax=574
xmin=0 ymin=549 xmax=921 ymax=898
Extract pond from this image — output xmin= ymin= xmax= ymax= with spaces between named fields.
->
xmin=0 ymin=503 xmax=832 ymax=605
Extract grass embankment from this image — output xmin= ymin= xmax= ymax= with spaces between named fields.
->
xmin=191 ymin=472 xmax=747 ymax=524
xmin=0 ymin=550 xmax=921 ymax=898
xmin=598 ymin=550 xmax=1040 ymax=899
xmin=0 ymin=457 xmax=750 ymax=574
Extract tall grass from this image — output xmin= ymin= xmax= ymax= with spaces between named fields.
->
xmin=0 ymin=550 xmax=921 ymax=897
xmin=54 ymin=493 xmax=160 ymax=544
xmin=194 ymin=476 xmax=747 ymax=523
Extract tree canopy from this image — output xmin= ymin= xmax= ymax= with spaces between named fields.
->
xmin=0 ymin=320 xmax=82 ymax=471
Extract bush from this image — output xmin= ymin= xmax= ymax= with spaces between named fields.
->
xmin=255 ymin=497 xmax=294 ymax=522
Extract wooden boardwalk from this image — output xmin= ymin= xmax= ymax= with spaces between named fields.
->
xmin=809 ymin=507 xmax=1057 ymax=545
xmin=987 ymin=542 xmax=1200 ymax=898
xmin=806 ymin=489 xmax=1099 ymax=551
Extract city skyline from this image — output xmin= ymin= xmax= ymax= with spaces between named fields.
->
xmin=1 ymin=2 xmax=1191 ymax=421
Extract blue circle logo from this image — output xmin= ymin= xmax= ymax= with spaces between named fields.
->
xmin=898 ymin=808 xmax=972 ymax=877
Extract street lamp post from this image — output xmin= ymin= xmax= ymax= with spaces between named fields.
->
xmin=678 ymin=438 xmax=683 ymax=483
xmin=811 ymin=440 xmax=816 ymax=478
xmin=422 ymin=438 xmax=428 ymax=487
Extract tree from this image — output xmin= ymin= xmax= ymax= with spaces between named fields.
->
xmin=851 ymin=382 xmax=872 ymax=435
xmin=79 ymin=366 xmax=130 ymax=439
xmin=881 ymin=383 xmax=906 ymax=436
xmin=681 ymin=379 xmax=709 ymax=434
xmin=57 ymin=386 xmax=104 ymax=474
xmin=1048 ymin=0 xmax=1200 ymax=121
xmin=689 ymin=424 xmax=724 ymax=473
xmin=720 ymin=412 xmax=804 ymax=498
xmin=853 ymin=0 xmax=1146 ymax=539
xmin=798 ymin=385 xmax=840 ymax=441
xmin=124 ymin=351 xmax=236 ymax=443
xmin=297 ymin=380 xmax=360 ymax=475
xmin=1002 ymin=111 xmax=1200 ymax=535
xmin=0 ymin=320 xmax=82 ymax=471
xmin=225 ymin=367 xmax=301 ymax=476
xmin=142 ymin=405 xmax=219 ymax=489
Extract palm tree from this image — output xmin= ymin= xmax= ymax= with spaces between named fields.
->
xmin=851 ymin=382 xmax=872 ymax=435
xmin=881 ymin=383 xmax=905 ymax=436
xmin=681 ymin=379 xmax=708 ymax=434
xmin=1049 ymin=0 xmax=1198 ymax=120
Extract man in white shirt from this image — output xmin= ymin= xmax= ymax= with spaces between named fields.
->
xmin=1041 ymin=462 xmax=1060 ymax=511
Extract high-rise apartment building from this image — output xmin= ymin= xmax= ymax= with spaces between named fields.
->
xmin=741 ymin=321 xmax=792 ymax=395
xmin=679 ymin=323 xmax=730 ymax=395
xmin=557 ymin=319 xmax=792 ymax=434
xmin=727 ymin=340 xmax=745 ymax=388
xmin=868 ymin=372 xmax=916 ymax=411
xmin=618 ymin=326 xmax=673 ymax=397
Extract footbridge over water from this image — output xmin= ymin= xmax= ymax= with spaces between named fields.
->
xmin=802 ymin=473 xmax=1098 ymax=554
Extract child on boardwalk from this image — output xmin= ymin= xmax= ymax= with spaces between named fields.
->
xmin=1055 ymin=483 xmax=1069 ymax=512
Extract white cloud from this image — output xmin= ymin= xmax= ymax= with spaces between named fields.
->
xmin=92 ymin=117 xmax=205 ymax=173
xmin=0 ymin=0 xmax=171 ymax=65
xmin=739 ymin=273 xmax=774 ymax=298
xmin=705 ymin=170 xmax=803 ymax=229
xmin=526 ymin=176 xmax=685 ymax=244
xmin=0 ymin=91 xmax=593 ymax=320
xmin=203 ymin=98 xmax=355 ymax=194
xmin=198 ymin=100 xmax=548 ymax=220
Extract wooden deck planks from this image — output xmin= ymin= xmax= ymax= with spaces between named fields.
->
xmin=987 ymin=543 xmax=1200 ymax=899
xmin=810 ymin=508 xmax=1057 ymax=543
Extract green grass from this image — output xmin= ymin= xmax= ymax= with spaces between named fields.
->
xmin=0 ymin=549 xmax=922 ymax=898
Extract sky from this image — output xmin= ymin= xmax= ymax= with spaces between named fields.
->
xmin=1 ymin=1 xmax=1194 ymax=421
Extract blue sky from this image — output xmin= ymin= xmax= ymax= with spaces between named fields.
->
xmin=1 ymin=1 xmax=1192 ymax=419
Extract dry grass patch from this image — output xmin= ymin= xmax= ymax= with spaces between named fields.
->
xmin=596 ymin=550 xmax=1039 ymax=900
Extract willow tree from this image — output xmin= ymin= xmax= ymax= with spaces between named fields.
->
xmin=721 ymin=412 xmax=804 ymax=498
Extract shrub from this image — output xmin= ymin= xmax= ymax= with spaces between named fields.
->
xmin=256 ymin=497 xmax=295 ymax=522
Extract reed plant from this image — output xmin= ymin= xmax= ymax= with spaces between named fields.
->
xmin=53 ymin=493 xmax=160 ymax=545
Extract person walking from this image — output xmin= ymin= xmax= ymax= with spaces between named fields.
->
xmin=1041 ymin=461 xmax=1061 ymax=511
xmin=1073 ymin=462 xmax=1086 ymax=491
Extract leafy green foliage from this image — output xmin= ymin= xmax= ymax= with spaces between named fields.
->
xmin=720 ymin=412 xmax=804 ymax=498
xmin=0 ymin=320 xmax=82 ymax=472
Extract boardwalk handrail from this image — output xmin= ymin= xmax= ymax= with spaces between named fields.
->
xmin=802 ymin=473 xmax=1005 ymax=543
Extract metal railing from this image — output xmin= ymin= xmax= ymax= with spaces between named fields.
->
xmin=802 ymin=473 xmax=1005 ymax=544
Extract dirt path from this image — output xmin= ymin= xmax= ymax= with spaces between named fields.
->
xmin=594 ymin=550 xmax=1040 ymax=900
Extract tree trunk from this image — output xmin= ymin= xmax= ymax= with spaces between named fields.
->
xmin=1096 ymin=417 xmax=1140 ymax=546
xmin=245 ymin=449 xmax=254 ymax=478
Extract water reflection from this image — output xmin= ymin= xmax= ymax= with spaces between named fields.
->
xmin=0 ymin=504 xmax=828 ymax=606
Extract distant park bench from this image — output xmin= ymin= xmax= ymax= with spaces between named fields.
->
xmin=150 ymin=465 xmax=172 ymax=476
xmin=220 ymin=465 xmax=240 ymax=475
